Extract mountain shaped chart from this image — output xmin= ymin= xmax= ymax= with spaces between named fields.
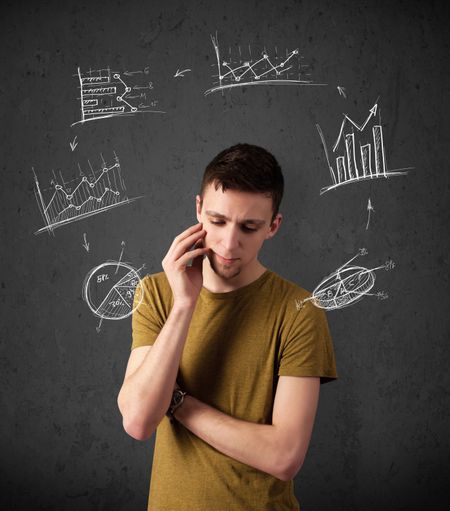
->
xmin=33 ymin=156 xmax=141 ymax=235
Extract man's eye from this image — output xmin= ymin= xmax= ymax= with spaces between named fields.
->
xmin=210 ymin=220 xmax=225 ymax=225
xmin=242 ymin=226 xmax=257 ymax=232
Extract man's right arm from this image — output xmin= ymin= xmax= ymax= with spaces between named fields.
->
xmin=117 ymin=303 xmax=195 ymax=440
xmin=117 ymin=223 xmax=208 ymax=441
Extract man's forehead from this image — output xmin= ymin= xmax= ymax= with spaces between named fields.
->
xmin=204 ymin=210 xmax=266 ymax=225
xmin=201 ymin=183 xmax=272 ymax=206
xmin=200 ymin=187 xmax=271 ymax=219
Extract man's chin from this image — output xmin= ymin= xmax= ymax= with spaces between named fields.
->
xmin=208 ymin=253 xmax=241 ymax=280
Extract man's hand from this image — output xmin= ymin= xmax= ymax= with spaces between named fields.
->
xmin=162 ymin=223 xmax=209 ymax=308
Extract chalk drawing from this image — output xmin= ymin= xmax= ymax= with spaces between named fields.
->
xmin=337 ymin=86 xmax=347 ymax=98
xmin=33 ymin=152 xmax=143 ymax=235
xmin=82 ymin=233 xmax=90 ymax=252
xmin=366 ymin=198 xmax=375 ymax=230
xmin=70 ymin=135 xmax=78 ymax=152
xmin=295 ymin=248 xmax=394 ymax=311
xmin=316 ymin=99 xmax=413 ymax=194
xmin=82 ymin=260 xmax=144 ymax=323
xmin=204 ymin=32 xmax=326 ymax=95
xmin=174 ymin=68 xmax=191 ymax=77
xmin=71 ymin=66 xmax=165 ymax=126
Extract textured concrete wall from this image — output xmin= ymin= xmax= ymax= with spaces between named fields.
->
xmin=1 ymin=0 xmax=449 ymax=509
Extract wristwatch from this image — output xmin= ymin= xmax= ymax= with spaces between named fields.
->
xmin=167 ymin=388 xmax=187 ymax=423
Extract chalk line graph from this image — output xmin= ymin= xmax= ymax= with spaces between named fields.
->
xmin=316 ymin=100 xmax=413 ymax=194
xmin=295 ymin=248 xmax=395 ymax=311
xmin=71 ymin=66 xmax=165 ymax=126
xmin=204 ymin=33 xmax=326 ymax=95
xmin=33 ymin=153 xmax=143 ymax=235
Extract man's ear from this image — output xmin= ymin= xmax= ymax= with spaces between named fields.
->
xmin=265 ymin=213 xmax=283 ymax=240
xmin=196 ymin=195 xmax=203 ymax=223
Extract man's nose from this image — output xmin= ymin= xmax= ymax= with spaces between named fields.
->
xmin=222 ymin=225 xmax=240 ymax=252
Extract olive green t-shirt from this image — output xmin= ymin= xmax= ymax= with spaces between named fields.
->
xmin=131 ymin=269 xmax=337 ymax=511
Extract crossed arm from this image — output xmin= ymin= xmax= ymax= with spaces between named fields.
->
xmin=119 ymin=345 xmax=320 ymax=482
xmin=173 ymin=374 xmax=320 ymax=481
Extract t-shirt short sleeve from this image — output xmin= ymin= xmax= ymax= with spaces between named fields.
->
xmin=131 ymin=274 xmax=168 ymax=350
xmin=278 ymin=299 xmax=338 ymax=384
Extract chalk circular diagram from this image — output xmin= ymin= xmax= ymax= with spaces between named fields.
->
xmin=312 ymin=265 xmax=375 ymax=311
xmin=83 ymin=262 xmax=143 ymax=320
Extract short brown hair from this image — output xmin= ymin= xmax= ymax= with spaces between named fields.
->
xmin=200 ymin=143 xmax=284 ymax=220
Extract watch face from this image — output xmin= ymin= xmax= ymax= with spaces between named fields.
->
xmin=173 ymin=390 xmax=184 ymax=406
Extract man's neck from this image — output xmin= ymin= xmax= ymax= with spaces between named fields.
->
xmin=201 ymin=258 xmax=267 ymax=294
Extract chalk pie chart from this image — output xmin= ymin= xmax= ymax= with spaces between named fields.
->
xmin=83 ymin=262 xmax=143 ymax=320
xmin=313 ymin=266 xmax=375 ymax=311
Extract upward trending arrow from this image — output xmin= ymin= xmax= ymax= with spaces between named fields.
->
xmin=333 ymin=102 xmax=378 ymax=152
xmin=366 ymin=198 xmax=375 ymax=230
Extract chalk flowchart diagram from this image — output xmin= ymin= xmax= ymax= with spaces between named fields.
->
xmin=71 ymin=66 xmax=165 ymax=126
xmin=204 ymin=33 xmax=326 ymax=95
xmin=295 ymin=248 xmax=395 ymax=311
xmin=316 ymin=100 xmax=413 ymax=194
xmin=33 ymin=153 xmax=143 ymax=235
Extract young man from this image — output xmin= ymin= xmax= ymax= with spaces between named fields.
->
xmin=117 ymin=143 xmax=337 ymax=510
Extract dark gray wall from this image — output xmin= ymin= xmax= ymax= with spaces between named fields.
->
xmin=1 ymin=0 xmax=449 ymax=509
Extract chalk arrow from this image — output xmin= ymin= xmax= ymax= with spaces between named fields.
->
xmin=115 ymin=241 xmax=126 ymax=274
xmin=337 ymin=86 xmax=347 ymax=98
xmin=333 ymin=101 xmax=379 ymax=152
xmin=174 ymin=68 xmax=192 ymax=78
xmin=365 ymin=198 xmax=375 ymax=230
xmin=82 ymin=232 xmax=90 ymax=252
xmin=70 ymin=135 xmax=78 ymax=152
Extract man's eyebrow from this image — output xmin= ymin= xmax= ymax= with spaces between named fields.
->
xmin=205 ymin=210 xmax=266 ymax=225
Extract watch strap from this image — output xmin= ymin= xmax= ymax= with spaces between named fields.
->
xmin=167 ymin=388 xmax=187 ymax=423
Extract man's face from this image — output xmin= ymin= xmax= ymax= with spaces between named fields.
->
xmin=196 ymin=183 xmax=282 ymax=280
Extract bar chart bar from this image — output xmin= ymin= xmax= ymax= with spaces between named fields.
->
xmin=373 ymin=125 xmax=387 ymax=177
xmin=360 ymin=144 xmax=372 ymax=177
xmin=336 ymin=156 xmax=347 ymax=183
xmin=84 ymin=106 xmax=125 ymax=117
xmin=83 ymin=86 xmax=117 ymax=96
xmin=345 ymin=133 xmax=359 ymax=180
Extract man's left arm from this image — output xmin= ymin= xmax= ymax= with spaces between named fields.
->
xmin=173 ymin=375 xmax=320 ymax=481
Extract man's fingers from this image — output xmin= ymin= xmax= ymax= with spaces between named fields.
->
xmin=176 ymin=247 xmax=208 ymax=268
xmin=166 ymin=223 xmax=203 ymax=256
xmin=170 ymin=229 xmax=206 ymax=261
xmin=191 ymin=247 xmax=206 ymax=272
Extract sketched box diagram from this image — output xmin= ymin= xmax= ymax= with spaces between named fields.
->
xmin=71 ymin=67 xmax=164 ymax=126
xmin=316 ymin=100 xmax=413 ymax=194
xmin=33 ymin=154 xmax=143 ymax=235
xmin=204 ymin=33 xmax=326 ymax=95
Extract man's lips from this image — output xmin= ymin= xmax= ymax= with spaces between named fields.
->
xmin=214 ymin=253 xmax=239 ymax=265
